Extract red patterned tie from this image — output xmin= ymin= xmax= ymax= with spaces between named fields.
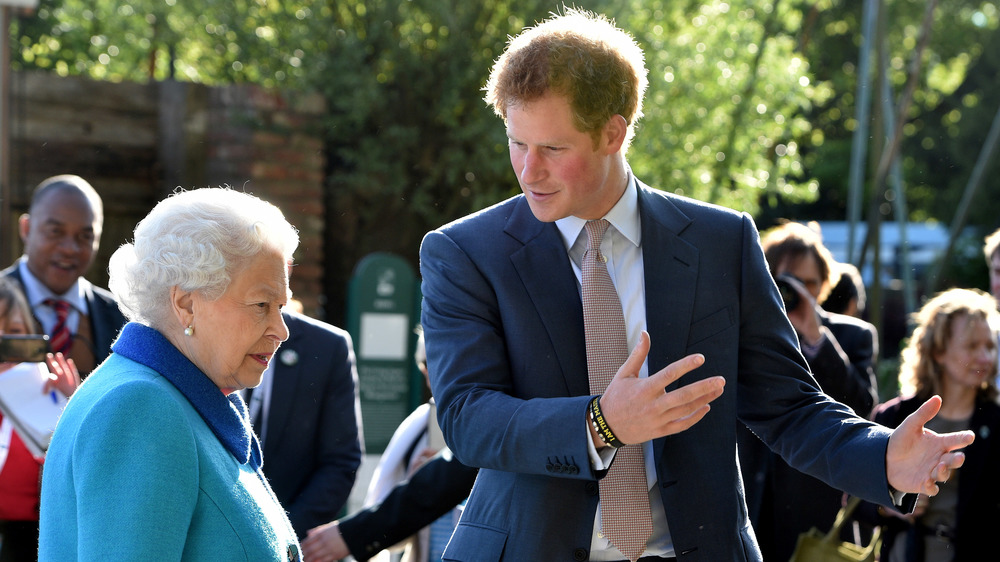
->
xmin=582 ymin=220 xmax=652 ymax=561
xmin=44 ymin=298 xmax=73 ymax=355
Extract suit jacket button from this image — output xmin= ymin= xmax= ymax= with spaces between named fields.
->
xmin=573 ymin=548 xmax=588 ymax=561
xmin=546 ymin=463 xmax=555 ymax=472
xmin=569 ymin=466 xmax=579 ymax=474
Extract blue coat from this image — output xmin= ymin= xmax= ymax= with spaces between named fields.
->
xmin=419 ymin=183 xmax=896 ymax=562
xmin=39 ymin=323 xmax=300 ymax=561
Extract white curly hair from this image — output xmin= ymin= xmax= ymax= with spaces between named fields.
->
xmin=108 ymin=187 xmax=299 ymax=328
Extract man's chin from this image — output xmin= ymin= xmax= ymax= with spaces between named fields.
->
xmin=525 ymin=201 xmax=565 ymax=223
xmin=42 ymin=272 xmax=82 ymax=294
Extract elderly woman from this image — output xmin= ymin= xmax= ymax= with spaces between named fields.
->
xmin=870 ymin=288 xmax=1000 ymax=561
xmin=39 ymin=188 xmax=301 ymax=560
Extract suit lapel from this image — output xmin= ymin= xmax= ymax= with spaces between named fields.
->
xmin=636 ymin=186 xmax=701 ymax=467
xmin=506 ymin=199 xmax=589 ymax=396
xmin=637 ymin=186 xmax=699 ymax=383
xmin=263 ymin=316 xmax=301 ymax=454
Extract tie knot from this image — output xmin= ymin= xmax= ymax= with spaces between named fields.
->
xmin=584 ymin=219 xmax=611 ymax=252
xmin=44 ymin=298 xmax=71 ymax=319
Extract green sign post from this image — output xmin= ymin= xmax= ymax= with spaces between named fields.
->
xmin=346 ymin=252 xmax=422 ymax=454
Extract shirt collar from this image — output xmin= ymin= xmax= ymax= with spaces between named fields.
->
xmin=17 ymin=257 xmax=87 ymax=313
xmin=555 ymin=174 xmax=641 ymax=251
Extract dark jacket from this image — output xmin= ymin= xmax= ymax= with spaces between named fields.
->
xmin=340 ymin=450 xmax=478 ymax=561
xmin=258 ymin=311 xmax=364 ymax=539
xmin=868 ymin=395 xmax=1000 ymax=561
xmin=2 ymin=263 xmax=126 ymax=373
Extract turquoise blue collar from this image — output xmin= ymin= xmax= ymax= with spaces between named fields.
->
xmin=111 ymin=322 xmax=263 ymax=471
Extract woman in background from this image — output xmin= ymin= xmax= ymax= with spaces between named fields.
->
xmin=872 ymin=288 xmax=1000 ymax=561
xmin=39 ymin=188 xmax=301 ymax=560
xmin=0 ymin=277 xmax=77 ymax=562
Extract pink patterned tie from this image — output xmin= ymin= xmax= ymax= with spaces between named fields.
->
xmin=582 ymin=219 xmax=652 ymax=561
xmin=44 ymin=298 xmax=72 ymax=355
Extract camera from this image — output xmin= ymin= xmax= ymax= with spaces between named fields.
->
xmin=0 ymin=334 xmax=51 ymax=363
xmin=775 ymin=277 xmax=801 ymax=312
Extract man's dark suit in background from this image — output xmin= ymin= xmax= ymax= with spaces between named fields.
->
xmin=258 ymin=311 xmax=364 ymax=539
xmin=2 ymin=265 xmax=124 ymax=373
xmin=338 ymin=450 xmax=477 ymax=561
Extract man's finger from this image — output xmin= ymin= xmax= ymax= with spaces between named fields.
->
xmin=903 ymin=395 xmax=943 ymax=429
xmin=611 ymin=331 xmax=651 ymax=382
xmin=647 ymin=352 xmax=706 ymax=389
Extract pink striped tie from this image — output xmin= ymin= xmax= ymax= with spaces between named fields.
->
xmin=44 ymin=298 xmax=73 ymax=355
xmin=582 ymin=219 xmax=652 ymax=561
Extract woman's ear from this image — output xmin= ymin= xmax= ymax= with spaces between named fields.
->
xmin=170 ymin=286 xmax=195 ymax=330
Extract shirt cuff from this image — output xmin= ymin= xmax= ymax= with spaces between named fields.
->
xmin=587 ymin=424 xmax=617 ymax=469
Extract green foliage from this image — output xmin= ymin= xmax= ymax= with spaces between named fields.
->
xmin=11 ymin=0 xmax=326 ymax=88
xmin=11 ymin=0 xmax=1000 ymax=258
xmin=625 ymin=1 xmax=823 ymax=215
xmin=311 ymin=0 xmax=567 ymax=263
xmin=781 ymin=0 xmax=1000 ymax=232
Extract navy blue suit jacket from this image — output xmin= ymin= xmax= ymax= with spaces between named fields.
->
xmin=419 ymin=183 xmax=896 ymax=561
xmin=259 ymin=311 xmax=364 ymax=539
xmin=738 ymin=310 xmax=879 ymax=561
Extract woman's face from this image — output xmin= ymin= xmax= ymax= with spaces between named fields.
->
xmin=935 ymin=314 xmax=998 ymax=392
xmin=0 ymin=300 xmax=31 ymax=373
xmin=184 ymin=250 xmax=290 ymax=393
xmin=0 ymin=302 xmax=30 ymax=336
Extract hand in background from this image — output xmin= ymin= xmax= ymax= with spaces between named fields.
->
xmin=43 ymin=352 xmax=81 ymax=398
xmin=302 ymin=521 xmax=350 ymax=562
xmin=408 ymin=447 xmax=440 ymax=477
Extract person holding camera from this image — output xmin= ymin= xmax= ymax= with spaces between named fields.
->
xmin=737 ymin=220 xmax=879 ymax=562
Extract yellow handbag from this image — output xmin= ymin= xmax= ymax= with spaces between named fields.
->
xmin=788 ymin=496 xmax=882 ymax=562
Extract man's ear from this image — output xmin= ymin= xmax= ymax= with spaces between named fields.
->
xmin=601 ymin=115 xmax=628 ymax=155
xmin=18 ymin=214 xmax=30 ymax=244
xmin=170 ymin=286 xmax=196 ymax=330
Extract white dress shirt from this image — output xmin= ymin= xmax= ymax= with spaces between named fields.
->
xmin=17 ymin=258 xmax=90 ymax=336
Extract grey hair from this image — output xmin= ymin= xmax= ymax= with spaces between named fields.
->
xmin=108 ymin=187 xmax=299 ymax=327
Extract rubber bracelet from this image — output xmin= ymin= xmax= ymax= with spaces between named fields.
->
xmin=589 ymin=395 xmax=625 ymax=448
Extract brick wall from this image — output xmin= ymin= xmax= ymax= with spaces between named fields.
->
xmin=4 ymin=71 xmax=329 ymax=320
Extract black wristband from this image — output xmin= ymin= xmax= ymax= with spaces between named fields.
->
xmin=589 ymin=395 xmax=625 ymax=448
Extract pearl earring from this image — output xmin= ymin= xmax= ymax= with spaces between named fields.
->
xmin=184 ymin=325 xmax=194 ymax=337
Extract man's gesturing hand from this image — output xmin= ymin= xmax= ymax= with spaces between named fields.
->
xmin=597 ymin=331 xmax=725 ymax=446
xmin=886 ymin=395 xmax=975 ymax=496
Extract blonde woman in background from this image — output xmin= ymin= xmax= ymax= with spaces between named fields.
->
xmin=870 ymin=288 xmax=1000 ymax=561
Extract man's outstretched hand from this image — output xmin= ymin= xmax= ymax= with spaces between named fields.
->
xmin=886 ymin=395 xmax=975 ymax=496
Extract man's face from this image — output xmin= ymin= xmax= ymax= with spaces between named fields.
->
xmin=990 ymin=251 xmax=1000 ymax=304
xmin=505 ymin=92 xmax=624 ymax=222
xmin=18 ymin=188 xmax=101 ymax=295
